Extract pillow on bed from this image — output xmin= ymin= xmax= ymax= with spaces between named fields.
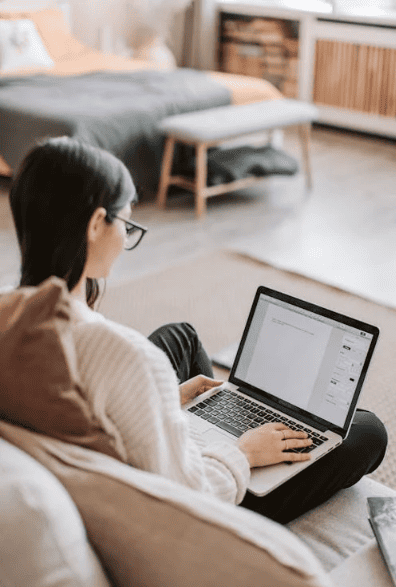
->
xmin=0 ymin=8 xmax=84 ymax=63
xmin=0 ymin=19 xmax=54 ymax=72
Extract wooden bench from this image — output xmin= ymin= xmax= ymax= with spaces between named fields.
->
xmin=156 ymin=99 xmax=319 ymax=217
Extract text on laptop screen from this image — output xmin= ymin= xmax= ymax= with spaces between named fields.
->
xmin=234 ymin=293 xmax=373 ymax=428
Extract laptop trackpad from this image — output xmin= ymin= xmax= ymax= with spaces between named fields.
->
xmin=202 ymin=429 xmax=235 ymax=445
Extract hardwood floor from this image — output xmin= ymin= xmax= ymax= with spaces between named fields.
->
xmin=1 ymin=125 xmax=395 ymax=288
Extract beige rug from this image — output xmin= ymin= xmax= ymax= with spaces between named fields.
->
xmin=229 ymin=192 xmax=396 ymax=310
xmin=99 ymin=250 xmax=396 ymax=490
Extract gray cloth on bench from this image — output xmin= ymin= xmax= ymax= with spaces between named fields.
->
xmin=208 ymin=145 xmax=299 ymax=182
xmin=159 ymin=99 xmax=318 ymax=142
xmin=0 ymin=69 xmax=231 ymax=196
xmin=175 ymin=144 xmax=299 ymax=188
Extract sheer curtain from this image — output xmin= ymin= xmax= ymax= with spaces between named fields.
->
xmin=188 ymin=0 xmax=217 ymax=69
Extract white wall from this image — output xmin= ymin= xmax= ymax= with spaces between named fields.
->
xmin=68 ymin=0 xmax=197 ymax=65
xmin=68 ymin=0 xmax=129 ymax=51
xmin=0 ymin=0 xmax=217 ymax=66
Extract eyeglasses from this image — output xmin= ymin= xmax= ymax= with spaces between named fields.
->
xmin=114 ymin=216 xmax=148 ymax=250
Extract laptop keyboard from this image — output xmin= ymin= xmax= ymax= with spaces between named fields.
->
xmin=188 ymin=388 xmax=327 ymax=456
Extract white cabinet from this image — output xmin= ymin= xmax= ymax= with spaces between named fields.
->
xmin=217 ymin=0 xmax=396 ymax=137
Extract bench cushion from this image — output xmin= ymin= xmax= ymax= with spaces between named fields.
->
xmin=159 ymin=99 xmax=319 ymax=143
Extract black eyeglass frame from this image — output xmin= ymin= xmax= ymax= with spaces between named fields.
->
xmin=113 ymin=215 xmax=148 ymax=250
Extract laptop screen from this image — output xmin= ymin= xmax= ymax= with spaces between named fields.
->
xmin=230 ymin=287 xmax=379 ymax=434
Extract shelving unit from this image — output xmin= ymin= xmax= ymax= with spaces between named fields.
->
xmin=219 ymin=14 xmax=299 ymax=97
xmin=217 ymin=0 xmax=396 ymax=138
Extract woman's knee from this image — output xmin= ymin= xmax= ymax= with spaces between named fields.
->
xmin=148 ymin=322 xmax=196 ymax=349
xmin=343 ymin=409 xmax=388 ymax=475
xmin=148 ymin=322 xmax=211 ymax=381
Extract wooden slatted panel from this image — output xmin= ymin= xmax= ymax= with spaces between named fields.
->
xmin=313 ymin=39 xmax=396 ymax=117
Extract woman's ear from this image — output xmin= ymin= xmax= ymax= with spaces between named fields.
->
xmin=87 ymin=207 xmax=107 ymax=244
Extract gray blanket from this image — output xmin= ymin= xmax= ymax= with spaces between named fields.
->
xmin=0 ymin=68 xmax=231 ymax=195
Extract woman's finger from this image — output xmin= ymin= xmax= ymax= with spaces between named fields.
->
xmin=204 ymin=378 xmax=224 ymax=390
xmin=282 ymin=451 xmax=312 ymax=463
xmin=273 ymin=424 xmax=309 ymax=441
xmin=272 ymin=422 xmax=289 ymax=431
xmin=283 ymin=438 xmax=313 ymax=450
xmin=282 ymin=429 xmax=309 ymax=439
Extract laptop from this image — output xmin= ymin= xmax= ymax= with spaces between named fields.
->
xmin=184 ymin=286 xmax=379 ymax=496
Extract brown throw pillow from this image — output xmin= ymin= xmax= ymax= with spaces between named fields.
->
xmin=0 ymin=277 xmax=121 ymax=459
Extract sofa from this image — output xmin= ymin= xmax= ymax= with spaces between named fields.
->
xmin=0 ymin=277 xmax=395 ymax=587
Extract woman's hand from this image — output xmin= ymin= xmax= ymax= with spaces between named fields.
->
xmin=179 ymin=375 xmax=224 ymax=406
xmin=237 ymin=422 xmax=313 ymax=468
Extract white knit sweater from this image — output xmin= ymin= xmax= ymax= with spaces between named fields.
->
xmin=71 ymin=299 xmax=250 ymax=504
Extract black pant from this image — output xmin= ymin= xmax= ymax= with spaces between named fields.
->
xmin=149 ymin=322 xmax=388 ymax=525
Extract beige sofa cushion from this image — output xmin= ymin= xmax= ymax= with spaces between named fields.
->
xmin=0 ymin=420 xmax=334 ymax=587
xmin=330 ymin=540 xmax=393 ymax=587
xmin=288 ymin=477 xmax=396 ymax=572
xmin=0 ymin=438 xmax=111 ymax=587
xmin=0 ymin=277 xmax=121 ymax=459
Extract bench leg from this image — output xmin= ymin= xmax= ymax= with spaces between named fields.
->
xmin=298 ymin=124 xmax=313 ymax=192
xmin=157 ymin=136 xmax=176 ymax=209
xmin=195 ymin=143 xmax=208 ymax=218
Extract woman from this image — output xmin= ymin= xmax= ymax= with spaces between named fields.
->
xmin=9 ymin=136 xmax=388 ymax=524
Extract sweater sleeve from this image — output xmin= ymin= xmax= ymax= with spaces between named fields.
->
xmin=72 ymin=320 xmax=250 ymax=504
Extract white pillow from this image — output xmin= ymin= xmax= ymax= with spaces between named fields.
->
xmin=0 ymin=439 xmax=111 ymax=587
xmin=0 ymin=19 xmax=54 ymax=72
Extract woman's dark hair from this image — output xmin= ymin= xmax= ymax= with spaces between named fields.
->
xmin=9 ymin=136 xmax=136 ymax=307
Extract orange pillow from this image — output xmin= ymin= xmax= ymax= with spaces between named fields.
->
xmin=0 ymin=277 xmax=121 ymax=459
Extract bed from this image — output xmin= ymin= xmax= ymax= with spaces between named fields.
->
xmin=0 ymin=2 xmax=283 ymax=196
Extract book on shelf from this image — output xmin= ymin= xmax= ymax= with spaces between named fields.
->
xmin=229 ymin=31 xmax=285 ymax=44
xmin=287 ymin=57 xmax=299 ymax=80
xmin=283 ymin=37 xmax=299 ymax=57
xmin=367 ymin=496 xmax=396 ymax=586
xmin=282 ymin=79 xmax=298 ymax=98
xmin=221 ymin=42 xmax=242 ymax=74
xmin=223 ymin=17 xmax=286 ymax=45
